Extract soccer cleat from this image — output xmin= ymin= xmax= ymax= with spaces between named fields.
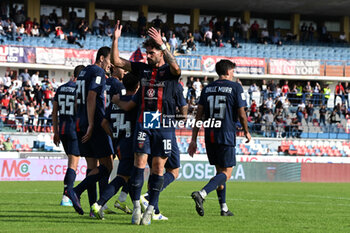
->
xmin=89 ymin=210 xmax=96 ymax=218
xmin=221 ymin=210 xmax=234 ymax=216
xmin=131 ymin=208 xmax=142 ymax=225
xmin=152 ymin=212 xmax=168 ymax=221
xmin=114 ymin=200 xmax=132 ymax=214
xmin=140 ymin=194 xmax=149 ymax=212
xmin=140 ymin=211 xmax=152 ymax=225
xmin=91 ymin=203 xmax=104 ymax=220
xmin=191 ymin=191 xmax=205 ymax=216
xmin=65 ymin=189 xmax=84 ymax=215
xmin=60 ymin=194 xmax=73 ymax=206
xmin=102 ymin=204 xmax=117 ymax=214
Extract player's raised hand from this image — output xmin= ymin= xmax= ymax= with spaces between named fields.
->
xmin=113 ymin=20 xmax=123 ymax=39
xmin=82 ymin=125 xmax=93 ymax=143
xmin=188 ymin=141 xmax=197 ymax=157
xmin=53 ymin=133 xmax=60 ymax=147
xmin=245 ymin=132 xmax=251 ymax=143
xmin=147 ymin=27 xmax=163 ymax=46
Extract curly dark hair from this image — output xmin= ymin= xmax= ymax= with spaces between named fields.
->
xmin=143 ymin=38 xmax=161 ymax=50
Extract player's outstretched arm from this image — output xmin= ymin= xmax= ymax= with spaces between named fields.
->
xmin=148 ymin=27 xmax=181 ymax=76
xmin=112 ymin=94 xmax=136 ymax=111
xmin=111 ymin=20 xmax=132 ymax=72
xmin=188 ymin=104 xmax=204 ymax=157
xmin=52 ymin=100 xmax=60 ymax=146
xmin=238 ymin=107 xmax=251 ymax=143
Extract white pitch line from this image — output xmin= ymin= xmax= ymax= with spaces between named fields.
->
xmin=177 ymin=196 xmax=350 ymax=207
xmin=239 ymin=191 xmax=350 ymax=201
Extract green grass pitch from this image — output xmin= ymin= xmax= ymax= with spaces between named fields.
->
xmin=0 ymin=181 xmax=349 ymax=233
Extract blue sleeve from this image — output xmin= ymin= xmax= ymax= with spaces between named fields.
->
xmin=89 ymin=68 xmax=105 ymax=93
xmin=175 ymin=84 xmax=187 ymax=107
xmin=198 ymin=88 xmax=206 ymax=106
xmin=235 ymin=84 xmax=247 ymax=108
xmin=116 ymin=81 xmax=126 ymax=96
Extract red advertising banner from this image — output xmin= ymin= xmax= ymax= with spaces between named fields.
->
xmin=64 ymin=49 xmax=96 ymax=67
xmin=301 ymin=163 xmax=350 ymax=182
xmin=269 ymin=59 xmax=320 ymax=75
xmin=202 ymin=56 xmax=265 ymax=74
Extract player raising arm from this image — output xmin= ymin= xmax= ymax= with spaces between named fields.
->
xmin=188 ymin=59 xmax=251 ymax=217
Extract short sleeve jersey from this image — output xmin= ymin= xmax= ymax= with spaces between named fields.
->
xmin=104 ymin=95 xmax=138 ymax=142
xmin=105 ymin=77 xmax=126 ymax=108
xmin=53 ymin=80 xmax=76 ymax=135
xmin=175 ymin=83 xmax=187 ymax=108
xmin=198 ymin=79 xmax=247 ymax=146
xmin=76 ymin=64 xmax=106 ymax=132
xmin=130 ymin=62 xmax=180 ymax=128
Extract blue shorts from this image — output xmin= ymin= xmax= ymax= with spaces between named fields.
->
xmin=147 ymin=132 xmax=180 ymax=169
xmin=60 ymin=133 xmax=79 ymax=156
xmin=116 ymin=137 xmax=134 ymax=177
xmin=205 ymin=143 xmax=236 ymax=167
xmin=134 ymin=124 xmax=172 ymax=157
xmin=77 ymin=128 xmax=114 ymax=158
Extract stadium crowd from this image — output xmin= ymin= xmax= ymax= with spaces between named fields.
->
xmin=1 ymin=4 xmax=348 ymax=53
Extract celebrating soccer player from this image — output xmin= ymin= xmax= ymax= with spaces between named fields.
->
xmin=52 ymin=65 xmax=85 ymax=207
xmin=111 ymin=20 xmax=181 ymax=225
xmin=67 ymin=47 xmax=115 ymax=215
xmin=188 ymin=59 xmax=251 ymax=216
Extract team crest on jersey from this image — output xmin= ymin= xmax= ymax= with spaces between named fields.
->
xmin=137 ymin=132 xmax=146 ymax=148
xmin=147 ymin=88 xmax=155 ymax=98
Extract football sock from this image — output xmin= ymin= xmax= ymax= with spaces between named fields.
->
xmin=148 ymin=174 xmax=164 ymax=206
xmin=118 ymin=190 xmax=128 ymax=203
xmin=97 ymin=176 xmax=126 ymax=206
xmin=86 ymin=168 xmax=97 ymax=206
xmin=121 ymin=180 xmax=130 ymax=194
xmin=63 ymin=168 xmax=76 ymax=194
xmin=221 ymin=203 xmax=228 ymax=212
xmin=130 ymin=166 xmax=144 ymax=201
xmin=161 ymin=172 xmax=175 ymax=191
xmin=98 ymin=172 xmax=110 ymax=198
xmin=133 ymin=200 xmax=141 ymax=209
xmin=202 ymin=173 xmax=227 ymax=198
xmin=216 ymin=182 xmax=226 ymax=204
xmin=74 ymin=165 xmax=109 ymax=205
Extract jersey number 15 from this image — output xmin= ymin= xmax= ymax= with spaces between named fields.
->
xmin=207 ymin=95 xmax=226 ymax=119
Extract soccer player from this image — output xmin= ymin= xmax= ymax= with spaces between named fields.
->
xmin=52 ymin=65 xmax=85 ymax=207
xmin=68 ymin=47 xmax=114 ymax=215
xmin=91 ymin=72 xmax=139 ymax=219
xmin=188 ymin=60 xmax=251 ymax=216
xmin=140 ymin=83 xmax=188 ymax=220
xmin=111 ymin=20 xmax=181 ymax=225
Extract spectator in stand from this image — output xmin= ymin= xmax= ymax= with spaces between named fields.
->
xmin=296 ymin=107 xmax=303 ymax=123
xmin=282 ymin=98 xmax=291 ymax=117
xmin=339 ymin=32 xmax=347 ymax=43
xmin=228 ymin=36 xmax=240 ymax=48
xmin=22 ymin=80 xmax=32 ymax=101
xmin=300 ymin=23 xmax=307 ymax=42
xmin=200 ymin=17 xmax=209 ymax=35
xmin=49 ymin=9 xmax=58 ymax=26
xmin=241 ymin=20 xmax=249 ymax=42
xmin=30 ymin=71 xmax=40 ymax=87
xmin=268 ymin=80 xmax=276 ymax=99
xmin=202 ymin=76 xmax=209 ymax=87
xmin=334 ymin=82 xmax=345 ymax=106
xmin=193 ymin=78 xmax=202 ymax=100
xmin=42 ymin=18 xmax=51 ymax=37
xmin=68 ymin=9 xmax=77 ymax=32
xmin=303 ymin=81 xmax=312 ymax=103
xmin=0 ymin=21 xmax=5 ymax=37
xmin=193 ymin=29 xmax=202 ymax=42
xmin=78 ymin=20 xmax=88 ymax=40
xmin=266 ymin=97 xmax=274 ymax=110
xmin=187 ymin=37 xmax=196 ymax=52
xmin=323 ymin=84 xmax=331 ymax=106
xmin=232 ymin=18 xmax=241 ymax=38
xmin=319 ymin=105 xmax=327 ymax=126
xmin=92 ymin=16 xmax=103 ymax=36
xmin=305 ymin=103 xmax=314 ymax=124
xmin=3 ymin=137 xmax=12 ymax=151
xmin=19 ymin=69 xmax=30 ymax=83
xmin=224 ymin=17 xmax=231 ymax=39
xmin=27 ymin=101 xmax=35 ymax=132
xmin=214 ymin=31 xmax=224 ymax=47
xmin=262 ymin=109 xmax=274 ymax=137
xmin=250 ymin=20 xmax=259 ymax=40
xmin=313 ymin=82 xmax=322 ymax=106
xmin=31 ymin=25 xmax=40 ymax=37
xmin=169 ymin=33 xmax=178 ymax=54
xmin=152 ymin=15 xmax=163 ymax=29
xmin=260 ymin=28 xmax=269 ymax=44
xmin=17 ymin=23 xmax=25 ymax=36
xmin=3 ymin=72 xmax=11 ymax=89
xmin=137 ymin=12 xmax=147 ymax=36
xmin=102 ymin=12 xmax=110 ymax=27
xmin=344 ymin=82 xmax=350 ymax=107
xmin=24 ymin=17 xmax=33 ymax=35
xmin=104 ymin=24 xmax=113 ymax=37
xmin=272 ymin=32 xmax=282 ymax=45
xmin=55 ymin=26 xmax=65 ymax=40
xmin=281 ymin=81 xmax=290 ymax=96
xmin=204 ymin=28 xmax=213 ymax=47
xmin=248 ymin=82 xmax=259 ymax=104
xmin=308 ymin=23 xmax=315 ymax=41
xmin=179 ymin=38 xmax=188 ymax=54
xmin=186 ymin=76 xmax=194 ymax=101
xmin=7 ymin=18 xmax=17 ymax=40
xmin=250 ymin=99 xmax=257 ymax=118
xmin=66 ymin=31 xmax=83 ymax=48
xmin=329 ymin=109 xmax=340 ymax=125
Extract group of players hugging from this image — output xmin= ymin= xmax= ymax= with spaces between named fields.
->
xmin=53 ymin=20 xmax=250 ymax=225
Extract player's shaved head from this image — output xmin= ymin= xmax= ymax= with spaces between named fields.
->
xmin=74 ymin=65 xmax=85 ymax=78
